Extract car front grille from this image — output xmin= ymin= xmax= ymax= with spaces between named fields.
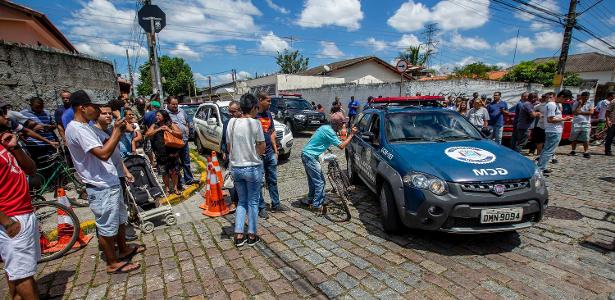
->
xmin=442 ymin=212 xmax=538 ymax=229
xmin=460 ymin=179 xmax=530 ymax=193
xmin=276 ymin=130 xmax=283 ymax=141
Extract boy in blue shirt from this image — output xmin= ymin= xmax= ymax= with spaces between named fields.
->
xmin=301 ymin=117 xmax=357 ymax=211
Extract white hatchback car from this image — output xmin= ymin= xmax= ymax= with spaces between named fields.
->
xmin=193 ymin=101 xmax=294 ymax=160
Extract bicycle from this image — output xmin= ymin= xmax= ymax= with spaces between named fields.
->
xmin=321 ymin=150 xmax=352 ymax=222
xmin=29 ymin=148 xmax=88 ymax=207
xmin=31 ymin=195 xmax=81 ymax=262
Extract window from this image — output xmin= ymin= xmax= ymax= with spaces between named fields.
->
xmin=195 ymin=107 xmax=208 ymax=120
xmin=369 ymin=115 xmax=380 ymax=141
xmin=385 ymin=111 xmax=481 ymax=142
xmin=357 ymin=113 xmax=372 ymax=132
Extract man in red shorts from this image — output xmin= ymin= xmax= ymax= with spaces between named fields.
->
xmin=0 ymin=100 xmax=40 ymax=299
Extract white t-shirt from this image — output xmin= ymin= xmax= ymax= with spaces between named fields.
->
xmin=466 ymin=107 xmax=490 ymax=127
xmin=597 ymin=99 xmax=610 ymax=120
xmin=91 ymin=125 xmax=125 ymax=178
xmin=572 ymin=100 xmax=593 ymax=127
xmin=534 ymin=102 xmax=548 ymax=129
xmin=65 ymin=121 xmax=120 ymax=188
xmin=226 ymin=118 xmax=265 ymax=167
xmin=545 ymin=102 xmax=563 ymax=134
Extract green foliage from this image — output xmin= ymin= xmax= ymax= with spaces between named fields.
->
xmin=276 ymin=50 xmax=309 ymax=74
xmin=452 ymin=62 xmax=501 ymax=79
xmin=501 ymin=60 xmax=582 ymax=87
xmin=397 ymin=46 xmax=430 ymax=66
xmin=137 ymin=56 xmax=195 ymax=96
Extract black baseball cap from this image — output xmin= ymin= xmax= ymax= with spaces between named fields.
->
xmin=580 ymin=91 xmax=590 ymax=97
xmin=69 ymin=90 xmax=95 ymax=107
xmin=557 ymin=89 xmax=573 ymax=100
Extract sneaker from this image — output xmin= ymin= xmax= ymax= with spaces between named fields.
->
xmin=258 ymin=208 xmax=269 ymax=219
xmin=247 ymin=235 xmax=260 ymax=246
xmin=568 ymin=151 xmax=576 ymax=156
xmin=551 ymin=159 xmax=558 ymax=164
xmin=583 ymin=153 xmax=591 ymax=158
xmin=543 ymin=169 xmax=553 ymax=174
xmin=234 ymin=235 xmax=246 ymax=247
xmin=270 ymin=205 xmax=289 ymax=213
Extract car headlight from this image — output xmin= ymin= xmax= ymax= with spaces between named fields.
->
xmin=532 ymin=168 xmax=544 ymax=189
xmin=294 ymin=114 xmax=306 ymax=120
xmin=402 ymin=172 xmax=448 ymax=196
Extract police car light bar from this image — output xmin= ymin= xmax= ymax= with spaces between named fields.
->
xmin=372 ymin=96 xmax=445 ymax=103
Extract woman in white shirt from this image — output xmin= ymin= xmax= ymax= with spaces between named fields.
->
xmin=227 ymin=94 xmax=266 ymax=247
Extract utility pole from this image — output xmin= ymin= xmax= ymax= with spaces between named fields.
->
xmin=512 ymin=28 xmax=520 ymax=66
xmin=422 ymin=23 xmax=439 ymax=69
xmin=232 ymin=69 xmax=238 ymax=93
xmin=208 ymin=76 xmax=212 ymax=102
xmin=144 ymin=16 xmax=164 ymax=98
xmin=283 ymin=36 xmax=295 ymax=48
xmin=554 ymin=0 xmax=578 ymax=91
xmin=125 ymin=49 xmax=135 ymax=98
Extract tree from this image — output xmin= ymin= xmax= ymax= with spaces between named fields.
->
xmin=501 ymin=60 xmax=582 ymax=87
xmin=452 ymin=62 xmax=500 ymax=79
xmin=276 ymin=50 xmax=309 ymax=74
xmin=397 ymin=46 xmax=430 ymax=66
xmin=137 ymin=56 xmax=195 ymax=96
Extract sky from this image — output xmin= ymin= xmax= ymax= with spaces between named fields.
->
xmin=16 ymin=0 xmax=615 ymax=88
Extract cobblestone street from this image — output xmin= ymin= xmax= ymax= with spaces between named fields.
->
xmin=3 ymin=136 xmax=615 ymax=299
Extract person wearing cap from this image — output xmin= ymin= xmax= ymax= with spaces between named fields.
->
xmin=64 ymin=90 xmax=142 ymax=274
xmin=0 ymin=102 xmax=40 ymax=300
xmin=537 ymin=89 xmax=573 ymax=174
xmin=568 ymin=91 xmax=594 ymax=158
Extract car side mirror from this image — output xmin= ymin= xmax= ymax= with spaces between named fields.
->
xmin=207 ymin=118 xmax=217 ymax=126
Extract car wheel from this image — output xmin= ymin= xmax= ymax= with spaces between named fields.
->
xmin=346 ymin=153 xmax=362 ymax=185
xmin=279 ymin=151 xmax=291 ymax=161
xmin=380 ymin=183 xmax=402 ymax=234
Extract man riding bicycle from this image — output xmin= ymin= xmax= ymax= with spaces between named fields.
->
xmin=301 ymin=113 xmax=357 ymax=212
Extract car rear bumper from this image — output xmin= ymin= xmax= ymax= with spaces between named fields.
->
xmin=398 ymin=181 xmax=548 ymax=233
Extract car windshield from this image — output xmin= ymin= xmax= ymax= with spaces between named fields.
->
xmin=180 ymin=105 xmax=199 ymax=123
xmin=285 ymin=99 xmax=312 ymax=110
xmin=386 ymin=111 xmax=482 ymax=143
xmin=219 ymin=106 xmax=230 ymax=123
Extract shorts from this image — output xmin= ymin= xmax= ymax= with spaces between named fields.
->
xmin=531 ymin=127 xmax=546 ymax=143
xmin=569 ymin=127 xmax=591 ymax=142
xmin=0 ymin=213 xmax=40 ymax=281
xmin=597 ymin=120 xmax=606 ymax=132
xmin=86 ymin=185 xmax=128 ymax=237
xmin=156 ymin=154 xmax=180 ymax=176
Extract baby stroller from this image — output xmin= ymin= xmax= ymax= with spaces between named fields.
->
xmin=123 ymin=154 xmax=177 ymax=233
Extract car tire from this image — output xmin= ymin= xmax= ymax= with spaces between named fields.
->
xmin=379 ymin=182 xmax=402 ymax=234
xmin=279 ymin=151 xmax=291 ymax=161
xmin=346 ymin=153 xmax=362 ymax=185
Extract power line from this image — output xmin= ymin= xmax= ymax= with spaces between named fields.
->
xmin=509 ymin=0 xmax=563 ymax=18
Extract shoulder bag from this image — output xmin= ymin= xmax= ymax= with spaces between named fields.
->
xmin=163 ymin=125 xmax=185 ymax=149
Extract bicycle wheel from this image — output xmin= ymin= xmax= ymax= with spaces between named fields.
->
xmin=63 ymin=170 xmax=89 ymax=207
xmin=323 ymin=163 xmax=351 ymax=222
xmin=32 ymin=197 xmax=80 ymax=262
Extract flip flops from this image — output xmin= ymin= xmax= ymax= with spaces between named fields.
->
xmin=118 ymin=244 xmax=146 ymax=261
xmin=107 ymin=261 xmax=140 ymax=274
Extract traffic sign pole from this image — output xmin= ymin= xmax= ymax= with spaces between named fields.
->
xmin=144 ymin=16 xmax=164 ymax=98
xmin=139 ymin=3 xmax=166 ymax=98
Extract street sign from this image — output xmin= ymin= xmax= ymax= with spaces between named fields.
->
xmin=396 ymin=59 xmax=409 ymax=73
xmin=138 ymin=4 xmax=166 ymax=33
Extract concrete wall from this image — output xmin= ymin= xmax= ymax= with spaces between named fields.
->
xmin=579 ymin=70 xmax=614 ymax=84
xmin=330 ymin=60 xmax=401 ymax=83
xmin=287 ymin=79 xmax=581 ymax=113
xmin=244 ymin=74 xmax=344 ymax=95
xmin=0 ymin=41 xmax=118 ymax=110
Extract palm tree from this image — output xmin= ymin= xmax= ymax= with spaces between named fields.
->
xmin=397 ymin=45 xmax=430 ymax=66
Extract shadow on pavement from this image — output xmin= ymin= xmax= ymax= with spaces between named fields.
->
xmin=37 ymin=270 xmax=75 ymax=299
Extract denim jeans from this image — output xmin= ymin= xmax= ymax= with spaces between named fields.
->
xmin=489 ymin=125 xmax=504 ymax=144
xmin=605 ymin=126 xmax=615 ymax=154
xmin=301 ymin=153 xmax=325 ymax=208
xmin=538 ymin=132 xmax=562 ymax=171
xmin=512 ymin=128 xmax=529 ymax=152
xmin=179 ymin=143 xmax=194 ymax=184
xmin=259 ymin=152 xmax=280 ymax=210
xmin=233 ymin=165 xmax=263 ymax=234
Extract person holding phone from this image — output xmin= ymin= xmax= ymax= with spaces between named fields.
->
xmin=537 ymin=90 xmax=573 ymax=174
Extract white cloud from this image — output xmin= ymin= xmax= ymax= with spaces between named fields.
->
xmin=495 ymin=31 xmax=561 ymax=55
xmin=431 ymin=56 xmax=479 ymax=74
xmin=224 ymin=45 xmax=238 ymax=54
xmin=265 ymin=0 xmax=289 ymax=14
xmin=393 ymin=34 xmax=422 ymax=49
xmin=297 ymin=0 xmax=363 ymax=31
xmin=514 ymin=0 xmax=559 ymax=31
xmin=169 ymin=43 xmax=200 ymax=60
xmin=576 ymin=33 xmax=615 ymax=54
xmin=458 ymin=56 xmax=478 ymax=66
xmin=75 ymin=39 xmax=147 ymax=58
xmin=258 ymin=32 xmax=289 ymax=53
xmin=195 ymin=70 xmax=251 ymax=87
xmin=495 ymin=62 xmax=510 ymax=69
xmin=318 ymin=41 xmax=344 ymax=58
xmin=387 ymin=0 xmax=489 ymax=32
xmin=361 ymin=38 xmax=388 ymax=52
xmin=450 ymin=32 xmax=490 ymax=50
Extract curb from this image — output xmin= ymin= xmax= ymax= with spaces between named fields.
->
xmin=162 ymin=152 xmax=207 ymax=205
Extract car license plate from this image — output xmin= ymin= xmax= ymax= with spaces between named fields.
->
xmin=480 ymin=208 xmax=523 ymax=224
xmin=310 ymin=120 xmax=320 ymax=124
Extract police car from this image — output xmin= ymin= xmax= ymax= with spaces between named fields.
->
xmin=345 ymin=96 xmax=548 ymax=233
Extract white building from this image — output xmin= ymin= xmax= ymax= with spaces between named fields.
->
xmin=533 ymin=52 xmax=615 ymax=84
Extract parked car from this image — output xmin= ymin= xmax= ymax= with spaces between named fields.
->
xmin=346 ymin=96 xmax=548 ymax=234
xmin=178 ymin=103 xmax=201 ymax=140
xmin=270 ymin=94 xmax=326 ymax=133
xmin=502 ymin=100 xmax=574 ymax=145
xmin=192 ymin=101 xmax=294 ymax=160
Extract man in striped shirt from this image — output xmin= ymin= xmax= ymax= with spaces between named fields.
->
xmin=20 ymin=97 xmax=58 ymax=168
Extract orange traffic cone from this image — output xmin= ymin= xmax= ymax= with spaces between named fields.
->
xmin=44 ymin=188 xmax=93 ymax=253
xmin=340 ymin=123 xmax=348 ymax=140
xmin=202 ymin=164 xmax=229 ymax=217
xmin=199 ymin=158 xmax=212 ymax=210
xmin=211 ymin=151 xmax=224 ymax=186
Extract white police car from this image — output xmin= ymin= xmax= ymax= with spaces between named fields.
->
xmin=346 ymin=96 xmax=548 ymax=233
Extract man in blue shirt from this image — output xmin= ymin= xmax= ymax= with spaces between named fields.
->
xmin=21 ymin=97 xmax=58 ymax=169
xmin=485 ymin=91 xmax=509 ymax=144
xmin=301 ymin=117 xmax=357 ymax=211
xmin=55 ymin=90 xmax=71 ymax=141
xmin=347 ymin=96 xmax=360 ymax=125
